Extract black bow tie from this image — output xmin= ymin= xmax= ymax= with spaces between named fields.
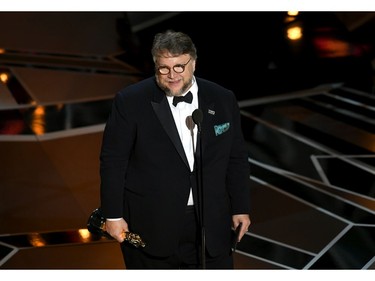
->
xmin=172 ymin=91 xmax=193 ymax=106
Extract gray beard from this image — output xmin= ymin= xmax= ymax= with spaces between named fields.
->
xmin=156 ymin=76 xmax=193 ymax=97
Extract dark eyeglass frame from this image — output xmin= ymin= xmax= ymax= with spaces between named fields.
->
xmin=156 ymin=58 xmax=191 ymax=75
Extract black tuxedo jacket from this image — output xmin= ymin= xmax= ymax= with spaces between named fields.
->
xmin=100 ymin=76 xmax=250 ymax=257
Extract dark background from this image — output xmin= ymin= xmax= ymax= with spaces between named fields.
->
xmin=119 ymin=12 xmax=375 ymax=99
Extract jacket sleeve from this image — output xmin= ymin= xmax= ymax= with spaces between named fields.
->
xmin=100 ymin=91 xmax=136 ymax=219
xmin=226 ymin=92 xmax=251 ymax=215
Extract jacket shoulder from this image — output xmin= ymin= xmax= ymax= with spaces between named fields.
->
xmin=196 ymin=77 xmax=232 ymax=93
xmin=118 ymin=77 xmax=156 ymax=96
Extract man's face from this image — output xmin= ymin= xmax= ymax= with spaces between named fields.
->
xmin=155 ymin=53 xmax=196 ymax=97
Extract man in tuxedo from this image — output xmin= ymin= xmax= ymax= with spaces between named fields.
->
xmin=100 ymin=30 xmax=251 ymax=269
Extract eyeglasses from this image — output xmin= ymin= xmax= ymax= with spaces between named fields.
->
xmin=156 ymin=58 xmax=191 ymax=75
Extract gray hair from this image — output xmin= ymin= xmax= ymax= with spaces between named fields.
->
xmin=151 ymin=30 xmax=197 ymax=62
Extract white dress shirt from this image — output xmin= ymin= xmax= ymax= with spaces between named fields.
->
xmin=167 ymin=77 xmax=199 ymax=205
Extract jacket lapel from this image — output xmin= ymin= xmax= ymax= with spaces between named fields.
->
xmin=198 ymin=88 xmax=215 ymax=157
xmin=151 ymin=95 xmax=190 ymax=169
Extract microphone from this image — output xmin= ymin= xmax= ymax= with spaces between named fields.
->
xmin=192 ymin=109 xmax=203 ymax=132
xmin=185 ymin=116 xmax=195 ymax=132
xmin=191 ymin=108 xmax=205 ymax=268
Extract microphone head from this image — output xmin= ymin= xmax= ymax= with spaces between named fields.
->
xmin=192 ymin=109 xmax=203 ymax=125
xmin=185 ymin=116 xmax=195 ymax=131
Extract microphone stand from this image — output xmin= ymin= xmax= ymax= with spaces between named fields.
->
xmin=191 ymin=109 xmax=205 ymax=269
xmin=196 ymin=123 xmax=206 ymax=269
